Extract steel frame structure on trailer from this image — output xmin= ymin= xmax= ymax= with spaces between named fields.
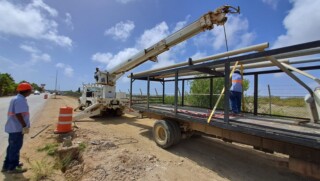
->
xmin=129 ymin=40 xmax=320 ymax=179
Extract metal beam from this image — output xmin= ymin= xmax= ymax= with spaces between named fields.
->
xmin=210 ymin=78 xmax=213 ymax=109
xmin=174 ymin=71 xmax=179 ymax=115
xmin=192 ymin=67 xmax=225 ymax=76
xmin=132 ymin=42 xmax=269 ymax=77
xmin=224 ymin=62 xmax=230 ymax=123
xmin=147 ymin=76 xmax=150 ymax=110
xmin=130 ymin=74 xmax=133 ymax=108
xmin=182 ymin=80 xmax=185 ymax=106
xmin=254 ymin=74 xmax=258 ymax=115
xmin=131 ymin=41 xmax=320 ymax=79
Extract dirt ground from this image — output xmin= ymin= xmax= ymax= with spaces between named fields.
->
xmin=0 ymin=95 xmax=316 ymax=181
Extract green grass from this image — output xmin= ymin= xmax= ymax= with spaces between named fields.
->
xmin=246 ymin=96 xmax=305 ymax=107
xmin=37 ymin=143 xmax=59 ymax=156
xmin=30 ymin=159 xmax=54 ymax=181
xmin=79 ymin=142 xmax=87 ymax=152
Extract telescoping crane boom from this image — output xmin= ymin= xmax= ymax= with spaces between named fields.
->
xmin=74 ymin=5 xmax=240 ymax=120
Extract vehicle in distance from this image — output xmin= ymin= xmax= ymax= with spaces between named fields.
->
xmin=34 ymin=90 xmax=40 ymax=95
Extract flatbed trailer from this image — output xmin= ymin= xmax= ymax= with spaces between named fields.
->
xmin=129 ymin=41 xmax=320 ymax=179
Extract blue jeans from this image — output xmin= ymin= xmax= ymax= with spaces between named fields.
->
xmin=2 ymin=132 xmax=24 ymax=170
xmin=230 ymin=91 xmax=242 ymax=114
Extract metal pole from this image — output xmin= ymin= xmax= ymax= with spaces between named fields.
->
xmin=133 ymin=42 xmax=269 ymax=76
xmin=155 ymin=88 xmax=158 ymax=96
xmin=174 ymin=71 xmax=179 ymax=115
xmin=162 ymin=79 xmax=165 ymax=104
xmin=210 ymin=78 xmax=213 ymax=109
xmin=147 ymin=76 xmax=150 ymax=110
xmin=268 ymin=84 xmax=271 ymax=115
xmin=224 ymin=62 xmax=230 ymax=123
xmin=182 ymin=80 xmax=185 ymax=106
xmin=254 ymin=74 xmax=258 ymax=115
xmin=54 ymin=70 xmax=58 ymax=99
xmin=130 ymin=73 xmax=133 ymax=108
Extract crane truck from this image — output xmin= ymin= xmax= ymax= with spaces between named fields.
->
xmin=73 ymin=5 xmax=240 ymax=121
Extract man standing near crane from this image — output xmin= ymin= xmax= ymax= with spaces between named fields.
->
xmin=94 ymin=67 xmax=100 ymax=82
xmin=230 ymin=69 xmax=243 ymax=115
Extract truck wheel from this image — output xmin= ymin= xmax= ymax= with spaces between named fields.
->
xmin=167 ymin=120 xmax=181 ymax=145
xmin=115 ymin=108 xmax=123 ymax=116
xmin=85 ymin=101 xmax=92 ymax=108
xmin=153 ymin=120 xmax=175 ymax=148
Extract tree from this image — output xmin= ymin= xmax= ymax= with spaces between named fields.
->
xmin=187 ymin=75 xmax=249 ymax=109
xmin=30 ymin=83 xmax=40 ymax=91
xmin=0 ymin=73 xmax=16 ymax=96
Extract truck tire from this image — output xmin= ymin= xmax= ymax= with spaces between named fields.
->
xmin=167 ymin=120 xmax=181 ymax=145
xmin=85 ymin=101 xmax=92 ymax=108
xmin=153 ymin=120 xmax=175 ymax=148
xmin=114 ymin=108 xmax=123 ymax=116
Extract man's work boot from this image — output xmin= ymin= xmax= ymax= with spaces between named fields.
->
xmin=6 ymin=167 xmax=27 ymax=174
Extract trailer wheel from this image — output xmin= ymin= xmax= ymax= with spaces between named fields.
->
xmin=153 ymin=120 xmax=175 ymax=148
xmin=167 ymin=120 xmax=181 ymax=145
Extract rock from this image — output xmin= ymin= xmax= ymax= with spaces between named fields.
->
xmin=90 ymin=140 xmax=101 ymax=145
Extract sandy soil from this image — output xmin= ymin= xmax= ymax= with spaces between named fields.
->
xmin=0 ymin=95 xmax=315 ymax=181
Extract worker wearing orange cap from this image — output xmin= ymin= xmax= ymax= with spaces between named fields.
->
xmin=1 ymin=82 xmax=32 ymax=174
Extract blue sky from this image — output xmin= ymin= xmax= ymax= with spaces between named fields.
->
xmin=0 ymin=0 xmax=319 ymax=97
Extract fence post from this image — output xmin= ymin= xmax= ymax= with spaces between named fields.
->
xmin=268 ymin=84 xmax=271 ymax=115
xmin=155 ymin=88 xmax=158 ymax=96
xmin=162 ymin=79 xmax=165 ymax=104
xmin=182 ymin=80 xmax=185 ymax=106
xmin=174 ymin=71 xmax=179 ymax=115
xmin=254 ymin=74 xmax=258 ymax=115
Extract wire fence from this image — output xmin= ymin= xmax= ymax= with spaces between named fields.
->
xmin=131 ymin=92 xmax=309 ymax=119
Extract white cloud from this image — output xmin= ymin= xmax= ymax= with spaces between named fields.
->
xmin=30 ymin=0 xmax=58 ymax=17
xmin=262 ymin=0 xmax=279 ymax=10
xmin=64 ymin=13 xmax=74 ymax=30
xmin=137 ymin=22 xmax=169 ymax=49
xmin=193 ymin=15 xmax=255 ymax=51
xmin=20 ymin=44 xmax=51 ymax=63
xmin=92 ymin=48 xmax=139 ymax=71
xmin=172 ymin=15 xmax=190 ymax=33
xmin=93 ymin=17 xmax=191 ymax=72
xmin=105 ymin=20 xmax=135 ymax=41
xmin=120 ymin=74 xmax=130 ymax=83
xmin=115 ymin=0 xmax=137 ymax=4
xmin=0 ymin=56 xmax=18 ymax=71
xmin=190 ymin=51 xmax=207 ymax=60
xmin=272 ymin=0 xmax=320 ymax=48
xmin=31 ymin=53 xmax=51 ymax=63
xmin=212 ymin=16 xmax=256 ymax=50
xmin=56 ymin=63 xmax=74 ymax=77
xmin=20 ymin=44 xmax=39 ymax=53
xmin=0 ymin=0 xmax=72 ymax=48
xmin=56 ymin=63 xmax=64 ymax=68
xmin=151 ymin=51 xmax=175 ymax=70
xmin=92 ymin=52 xmax=113 ymax=64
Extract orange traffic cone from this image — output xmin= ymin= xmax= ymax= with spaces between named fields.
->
xmin=54 ymin=107 xmax=73 ymax=134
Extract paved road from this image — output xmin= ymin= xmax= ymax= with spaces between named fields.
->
xmin=0 ymin=94 xmax=47 ymax=158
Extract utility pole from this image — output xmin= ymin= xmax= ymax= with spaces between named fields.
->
xmin=54 ymin=70 xmax=58 ymax=99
